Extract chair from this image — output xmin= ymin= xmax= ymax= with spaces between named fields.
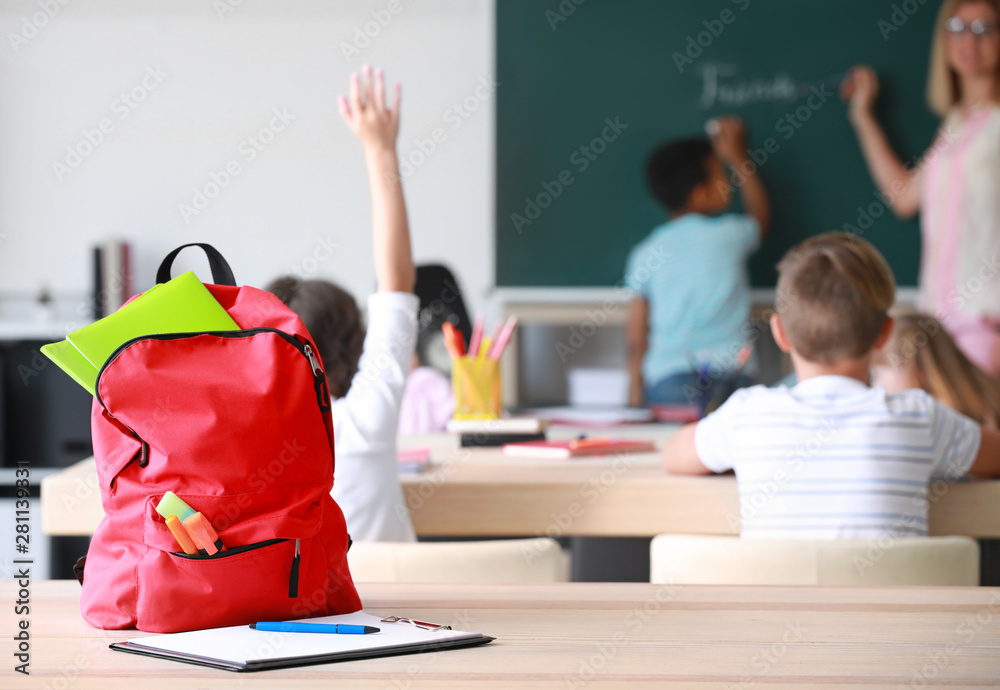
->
xmin=650 ymin=535 xmax=980 ymax=586
xmin=347 ymin=538 xmax=570 ymax=583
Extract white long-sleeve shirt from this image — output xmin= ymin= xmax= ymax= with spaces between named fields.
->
xmin=331 ymin=292 xmax=418 ymax=542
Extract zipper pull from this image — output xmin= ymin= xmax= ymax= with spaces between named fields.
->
xmin=137 ymin=438 xmax=150 ymax=468
xmin=288 ymin=539 xmax=300 ymax=598
xmin=303 ymin=343 xmax=323 ymax=376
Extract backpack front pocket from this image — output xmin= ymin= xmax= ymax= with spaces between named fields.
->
xmin=135 ymin=537 xmax=329 ymax=633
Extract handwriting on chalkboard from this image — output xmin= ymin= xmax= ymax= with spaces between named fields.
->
xmin=700 ymin=64 xmax=796 ymax=109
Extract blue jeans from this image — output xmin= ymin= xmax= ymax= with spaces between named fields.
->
xmin=645 ymin=371 xmax=755 ymax=415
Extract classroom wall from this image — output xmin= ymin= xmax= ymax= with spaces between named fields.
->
xmin=0 ymin=0 xmax=494 ymax=322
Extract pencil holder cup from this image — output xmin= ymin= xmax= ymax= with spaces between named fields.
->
xmin=452 ymin=356 xmax=502 ymax=419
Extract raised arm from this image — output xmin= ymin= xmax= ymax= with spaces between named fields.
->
xmin=841 ymin=66 xmax=922 ymax=219
xmin=339 ymin=65 xmax=415 ymax=293
xmin=711 ymin=117 xmax=771 ymax=239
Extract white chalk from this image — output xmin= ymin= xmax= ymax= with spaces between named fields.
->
xmin=705 ymin=119 xmax=720 ymax=136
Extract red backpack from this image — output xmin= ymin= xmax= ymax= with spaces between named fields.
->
xmin=79 ymin=244 xmax=360 ymax=632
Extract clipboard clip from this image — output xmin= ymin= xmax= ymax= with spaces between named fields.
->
xmin=380 ymin=615 xmax=452 ymax=631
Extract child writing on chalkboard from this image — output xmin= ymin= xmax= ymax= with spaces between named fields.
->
xmin=663 ymin=232 xmax=1000 ymax=539
xmin=267 ymin=66 xmax=417 ymax=543
xmin=626 ymin=117 xmax=770 ymax=408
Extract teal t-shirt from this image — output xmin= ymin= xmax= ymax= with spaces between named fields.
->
xmin=624 ymin=213 xmax=760 ymax=385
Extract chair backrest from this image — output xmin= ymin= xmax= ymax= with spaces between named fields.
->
xmin=348 ymin=538 xmax=570 ymax=583
xmin=650 ymin=535 xmax=980 ymax=586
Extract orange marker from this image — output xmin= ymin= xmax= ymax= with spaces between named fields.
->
xmin=183 ymin=512 xmax=226 ymax=556
xmin=441 ymin=322 xmax=465 ymax=358
xmin=165 ymin=515 xmax=200 ymax=555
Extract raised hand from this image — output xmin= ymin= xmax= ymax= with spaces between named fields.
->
xmin=840 ymin=65 xmax=879 ymax=122
xmin=709 ymin=116 xmax=748 ymax=165
xmin=338 ymin=65 xmax=401 ymax=151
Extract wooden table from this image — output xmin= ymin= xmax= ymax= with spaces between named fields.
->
xmin=5 ymin=580 xmax=1000 ymax=688
xmin=41 ymin=427 xmax=1000 ymax=538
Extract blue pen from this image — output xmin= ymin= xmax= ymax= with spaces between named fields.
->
xmin=250 ymin=621 xmax=380 ymax=635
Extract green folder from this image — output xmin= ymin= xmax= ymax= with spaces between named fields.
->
xmin=42 ymin=271 xmax=240 ymax=396
xmin=40 ymin=340 xmax=101 ymax=396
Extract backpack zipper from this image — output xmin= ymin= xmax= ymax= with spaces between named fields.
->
xmin=95 ymin=327 xmax=331 ymax=464
xmin=96 ymin=327 xmax=327 ymax=409
xmin=171 ymin=537 xmax=287 ymax=560
xmin=109 ymin=434 xmax=149 ymax=491
xmin=289 ymin=538 xmax=301 ymax=598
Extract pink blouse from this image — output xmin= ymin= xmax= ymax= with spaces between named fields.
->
xmin=920 ymin=105 xmax=1000 ymax=371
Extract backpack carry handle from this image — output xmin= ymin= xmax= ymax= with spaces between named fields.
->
xmin=157 ymin=243 xmax=237 ymax=286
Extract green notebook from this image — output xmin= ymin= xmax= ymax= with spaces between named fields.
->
xmin=40 ymin=340 xmax=100 ymax=396
xmin=42 ymin=271 xmax=240 ymax=396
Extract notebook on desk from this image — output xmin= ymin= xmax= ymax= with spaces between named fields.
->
xmin=110 ymin=611 xmax=494 ymax=672
xmin=502 ymin=437 xmax=656 ymax=459
xmin=446 ymin=417 xmax=549 ymax=434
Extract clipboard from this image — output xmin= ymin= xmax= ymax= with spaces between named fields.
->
xmin=109 ymin=611 xmax=494 ymax=672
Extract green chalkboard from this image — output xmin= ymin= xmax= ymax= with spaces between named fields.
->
xmin=496 ymin=0 xmax=939 ymax=287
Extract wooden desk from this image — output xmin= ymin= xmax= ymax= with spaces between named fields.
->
xmin=6 ymin=580 xmax=1000 ymax=688
xmin=41 ymin=427 xmax=1000 ymax=538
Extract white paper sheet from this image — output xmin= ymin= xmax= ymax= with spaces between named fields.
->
xmin=120 ymin=611 xmax=484 ymax=666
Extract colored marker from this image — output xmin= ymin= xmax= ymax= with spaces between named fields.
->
xmin=155 ymin=491 xmax=196 ymax=522
xmin=250 ymin=621 xmax=380 ymax=635
xmin=487 ymin=316 xmax=518 ymax=360
xmin=442 ymin=322 xmax=466 ymax=358
xmin=468 ymin=313 xmax=484 ymax=357
xmin=183 ymin=512 xmax=226 ymax=555
xmin=165 ymin=514 xmax=201 ymax=555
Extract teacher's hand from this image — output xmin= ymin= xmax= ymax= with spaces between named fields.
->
xmin=840 ymin=65 xmax=879 ymax=123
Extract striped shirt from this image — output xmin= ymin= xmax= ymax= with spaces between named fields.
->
xmin=693 ymin=376 xmax=981 ymax=540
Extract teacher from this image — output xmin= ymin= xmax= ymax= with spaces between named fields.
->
xmin=843 ymin=0 xmax=1000 ymax=374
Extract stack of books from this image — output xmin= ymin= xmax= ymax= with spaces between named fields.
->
xmin=93 ymin=238 xmax=134 ymax=318
xmin=446 ymin=417 xmax=549 ymax=447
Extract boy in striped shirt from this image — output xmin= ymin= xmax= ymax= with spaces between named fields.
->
xmin=663 ymin=232 xmax=1000 ymax=539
